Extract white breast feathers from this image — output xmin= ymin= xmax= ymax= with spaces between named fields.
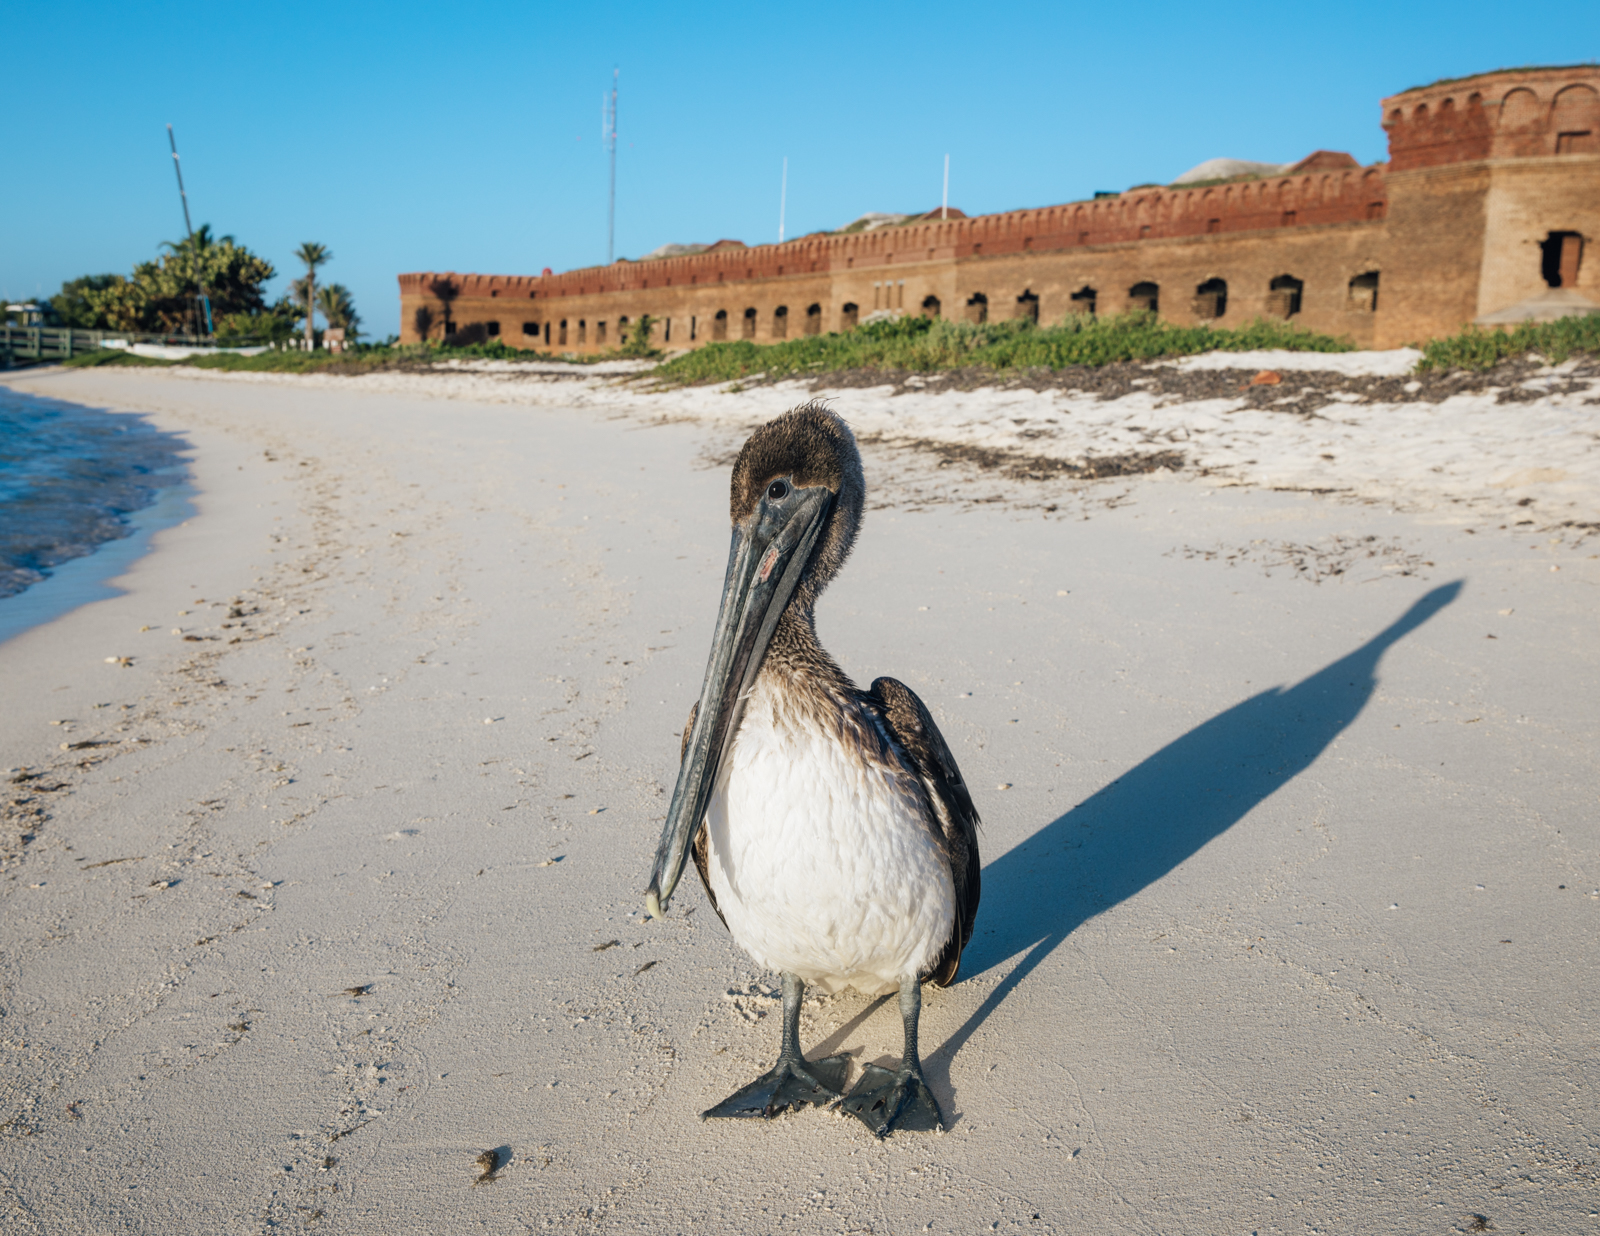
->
xmin=704 ymin=672 xmax=956 ymax=996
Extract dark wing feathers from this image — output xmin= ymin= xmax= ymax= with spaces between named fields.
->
xmin=679 ymin=700 xmax=728 ymax=928
xmin=869 ymin=677 xmax=982 ymax=987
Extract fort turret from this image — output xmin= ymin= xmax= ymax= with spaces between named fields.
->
xmin=1379 ymin=66 xmax=1598 ymax=340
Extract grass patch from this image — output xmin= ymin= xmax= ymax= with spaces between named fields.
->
xmin=188 ymin=339 xmax=646 ymax=370
xmin=1416 ymin=314 xmax=1600 ymax=371
xmin=647 ymin=313 xmax=1355 ymax=387
xmin=56 ymin=340 xmax=609 ymax=374
xmin=60 ymin=349 xmax=174 ymax=368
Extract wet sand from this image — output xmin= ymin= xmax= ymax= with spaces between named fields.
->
xmin=1 ymin=366 xmax=1596 ymax=1234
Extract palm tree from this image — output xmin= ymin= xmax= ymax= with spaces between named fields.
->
xmin=162 ymin=223 xmax=231 ymax=336
xmin=316 ymin=283 xmax=360 ymax=340
xmin=293 ymin=242 xmax=332 ymax=348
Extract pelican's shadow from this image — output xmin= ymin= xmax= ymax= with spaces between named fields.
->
xmin=925 ymin=581 xmax=1462 ymax=1095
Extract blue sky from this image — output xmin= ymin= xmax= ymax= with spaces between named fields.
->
xmin=4 ymin=2 xmax=1594 ymax=339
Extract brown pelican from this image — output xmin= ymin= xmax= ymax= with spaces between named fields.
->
xmin=645 ymin=403 xmax=981 ymax=1136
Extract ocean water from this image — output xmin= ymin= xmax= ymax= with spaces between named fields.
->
xmin=0 ymin=388 xmax=191 ymax=644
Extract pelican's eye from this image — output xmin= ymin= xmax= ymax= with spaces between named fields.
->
xmin=767 ymin=479 xmax=790 ymax=501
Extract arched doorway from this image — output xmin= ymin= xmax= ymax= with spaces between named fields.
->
xmin=713 ymin=309 xmax=728 ymax=341
xmin=1069 ymin=286 xmax=1097 ymax=316
xmin=1541 ymin=232 xmax=1584 ymax=287
xmin=840 ymin=303 xmax=859 ymax=330
xmin=1128 ymin=282 xmax=1159 ymax=314
xmin=921 ymin=295 xmax=941 ymax=318
xmin=1015 ymin=290 xmax=1040 ymax=322
xmin=742 ymin=307 xmax=757 ymax=340
xmin=965 ymin=292 xmax=988 ymax=324
xmin=805 ymin=304 xmax=822 ymax=335
xmin=773 ymin=305 xmax=788 ymax=339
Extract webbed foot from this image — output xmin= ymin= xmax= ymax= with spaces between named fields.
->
xmin=702 ymin=1054 xmax=850 ymax=1119
xmin=839 ymin=1063 xmax=944 ymax=1136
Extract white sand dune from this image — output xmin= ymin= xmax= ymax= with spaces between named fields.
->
xmin=1165 ymin=347 xmax=1425 ymax=376
xmin=155 ymin=348 xmax=1600 ymax=526
xmin=1 ymin=365 xmax=1596 ymax=1234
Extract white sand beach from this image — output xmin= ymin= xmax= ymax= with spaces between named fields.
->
xmin=1 ymin=361 xmax=1596 ymax=1234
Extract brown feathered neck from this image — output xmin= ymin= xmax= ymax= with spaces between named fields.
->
xmin=729 ymin=401 xmax=865 ymax=616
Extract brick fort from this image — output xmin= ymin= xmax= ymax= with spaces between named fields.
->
xmin=398 ymin=66 xmax=1598 ymax=354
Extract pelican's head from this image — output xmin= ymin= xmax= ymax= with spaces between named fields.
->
xmin=727 ymin=401 xmax=865 ymax=609
xmin=645 ymin=403 xmax=864 ymax=916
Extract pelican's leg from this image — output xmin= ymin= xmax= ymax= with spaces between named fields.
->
xmin=702 ymin=973 xmax=850 ymax=1119
xmin=839 ymin=977 xmax=944 ymax=1136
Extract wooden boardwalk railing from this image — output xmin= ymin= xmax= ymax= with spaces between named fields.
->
xmin=1 ymin=327 xmax=269 ymax=365
xmin=0 ymin=326 xmax=126 ymax=363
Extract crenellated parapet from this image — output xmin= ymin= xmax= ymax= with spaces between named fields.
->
xmin=402 ymin=153 xmax=1388 ymax=313
xmin=1383 ymin=65 xmax=1600 ymax=170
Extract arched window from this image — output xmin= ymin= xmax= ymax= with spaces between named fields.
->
xmin=840 ymin=302 xmax=859 ymax=330
xmin=1193 ymin=278 xmax=1227 ymax=320
xmin=964 ymin=292 xmax=988 ymax=324
xmin=742 ymin=307 xmax=757 ymax=340
xmin=1069 ymin=286 xmax=1097 ymax=316
xmin=773 ymin=305 xmax=788 ymax=339
xmin=713 ymin=309 xmax=728 ymax=341
xmin=805 ymin=303 xmax=823 ymax=335
xmin=1267 ymin=275 xmax=1303 ymax=318
xmin=1497 ymin=88 xmax=1544 ymax=158
xmin=921 ymin=295 xmax=941 ymax=318
xmin=1347 ymin=271 xmax=1379 ymax=312
xmin=1128 ymin=282 xmax=1159 ymax=314
xmin=1553 ymin=85 xmax=1600 ymax=154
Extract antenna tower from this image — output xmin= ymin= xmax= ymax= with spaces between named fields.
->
xmin=778 ymin=157 xmax=788 ymax=243
xmin=165 ymin=124 xmax=213 ymax=336
xmin=604 ymin=69 xmax=618 ymax=264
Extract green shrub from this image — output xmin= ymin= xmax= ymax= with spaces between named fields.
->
xmin=619 ymin=314 xmax=663 ymax=359
xmin=1417 ymin=314 xmax=1600 ymax=371
xmin=646 ymin=312 xmax=1354 ymax=387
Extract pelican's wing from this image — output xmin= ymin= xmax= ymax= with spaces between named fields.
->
xmin=678 ymin=700 xmax=728 ymax=928
xmin=869 ymin=677 xmax=982 ymax=987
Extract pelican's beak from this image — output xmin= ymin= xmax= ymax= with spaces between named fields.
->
xmin=645 ymin=484 xmax=833 ymax=917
